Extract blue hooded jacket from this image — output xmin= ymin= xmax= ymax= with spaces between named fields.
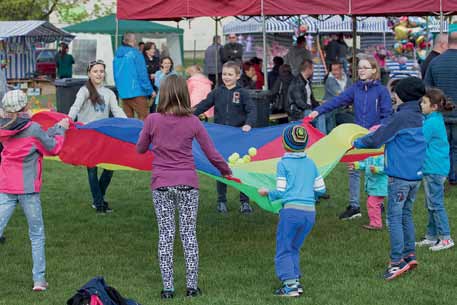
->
xmin=354 ymin=101 xmax=426 ymax=181
xmin=423 ymin=111 xmax=450 ymax=176
xmin=113 ymin=45 xmax=153 ymax=99
xmin=268 ymin=152 xmax=326 ymax=211
xmin=315 ymin=80 xmax=392 ymax=128
xmin=354 ymin=155 xmax=388 ymax=197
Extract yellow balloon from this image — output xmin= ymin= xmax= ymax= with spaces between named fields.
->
xmin=416 ymin=35 xmax=425 ymax=45
xmin=394 ymin=25 xmax=409 ymax=41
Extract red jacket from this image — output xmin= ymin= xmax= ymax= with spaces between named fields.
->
xmin=0 ymin=116 xmax=65 ymax=194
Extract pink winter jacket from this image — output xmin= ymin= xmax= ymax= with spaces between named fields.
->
xmin=187 ymin=74 xmax=213 ymax=118
xmin=0 ymin=116 xmax=65 ymax=194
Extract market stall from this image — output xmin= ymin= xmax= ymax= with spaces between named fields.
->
xmin=0 ymin=20 xmax=73 ymax=80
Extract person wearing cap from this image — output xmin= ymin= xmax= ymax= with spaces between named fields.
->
xmin=0 ymin=90 xmax=69 ymax=291
xmin=258 ymin=125 xmax=326 ymax=297
xmin=353 ymin=77 xmax=426 ymax=281
xmin=425 ymin=25 xmax=457 ymax=185
xmin=55 ymin=42 xmax=75 ymax=79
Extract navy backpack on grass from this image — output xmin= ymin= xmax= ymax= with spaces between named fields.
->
xmin=67 ymin=276 xmax=141 ymax=305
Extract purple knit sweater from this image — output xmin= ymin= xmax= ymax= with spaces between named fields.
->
xmin=136 ymin=113 xmax=231 ymax=190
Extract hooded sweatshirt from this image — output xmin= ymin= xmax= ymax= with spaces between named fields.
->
xmin=113 ymin=45 xmax=153 ymax=99
xmin=0 ymin=114 xmax=65 ymax=194
xmin=187 ymin=74 xmax=213 ymax=118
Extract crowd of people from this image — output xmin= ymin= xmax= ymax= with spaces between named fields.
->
xmin=0 ymin=27 xmax=456 ymax=299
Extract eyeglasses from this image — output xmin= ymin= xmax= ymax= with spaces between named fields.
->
xmin=87 ymin=60 xmax=105 ymax=71
xmin=89 ymin=60 xmax=105 ymax=66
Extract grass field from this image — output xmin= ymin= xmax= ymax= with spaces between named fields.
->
xmin=1 ymin=159 xmax=456 ymax=305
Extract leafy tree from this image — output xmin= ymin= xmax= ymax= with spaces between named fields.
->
xmin=0 ymin=0 xmax=115 ymax=23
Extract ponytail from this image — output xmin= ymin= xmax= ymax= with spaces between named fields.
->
xmin=425 ymin=87 xmax=455 ymax=112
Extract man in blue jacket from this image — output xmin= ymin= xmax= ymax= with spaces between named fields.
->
xmin=353 ymin=77 xmax=426 ymax=281
xmin=113 ymin=33 xmax=153 ymax=121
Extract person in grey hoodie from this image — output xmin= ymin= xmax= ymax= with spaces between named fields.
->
xmin=323 ymin=61 xmax=352 ymax=133
xmin=284 ymin=36 xmax=312 ymax=76
xmin=204 ymin=35 xmax=223 ymax=88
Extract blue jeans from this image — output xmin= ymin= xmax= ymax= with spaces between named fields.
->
xmin=445 ymin=123 xmax=457 ymax=183
xmin=387 ymin=177 xmax=420 ymax=263
xmin=304 ymin=109 xmax=326 ymax=134
xmin=0 ymin=193 xmax=46 ymax=282
xmin=423 ymin=174 xmax=451 ymax=240
xmin=87 ymin=167 xmax=113 ymax=209
xmin=216 ymin=181 xmax=249 ymax=203
xmin=275 ymin=209 xmax=315 ymax=281
xmin=349 ymin=168 xmax=361 ymax=209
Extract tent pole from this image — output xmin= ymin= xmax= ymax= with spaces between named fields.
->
xmin=215 ymin=17 xmax=219 ymax=87
xmin=426 ymin=16 xmax=430 ymax=56
xmin=115 ymin=17 xmax=119 ymax=50
xmin=261 ymin=0 xmax=268 ymax=90
xmin=440 ymin=0 xmax=444 ymax=34
xmin=352 ymin=15 xmax=357 ymax=82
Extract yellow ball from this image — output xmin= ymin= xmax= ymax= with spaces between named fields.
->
xmin=228 ymin=153 xmax=240 ymax=163
xmin=242 ymin=155 xmax=251 ymax=163
xmin=248 ymin=147 xmax=257 ymax=157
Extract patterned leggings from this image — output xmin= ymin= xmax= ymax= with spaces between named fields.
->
xmin=152 ymin=185 xmax=199 ymax=290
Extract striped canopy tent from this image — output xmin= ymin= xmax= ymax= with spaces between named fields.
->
xmin=0 ymin=21 xmax=74 ymax=79
xmin=223 ymin=15 xmax=448 ymax=34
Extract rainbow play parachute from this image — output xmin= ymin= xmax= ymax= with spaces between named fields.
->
xmin=32 ymin=112 xmax=382 ymax=213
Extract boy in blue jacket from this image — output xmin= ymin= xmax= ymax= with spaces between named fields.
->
xmin=258 ymin=125 xmax=326 ymax=296
xmin=194 ymin=61 xmax=257 ymax=214
xmin=353 ymin=77 xmax=426 ymax=281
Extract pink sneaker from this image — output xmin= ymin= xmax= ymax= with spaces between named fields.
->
xmin=33 ymin=281 xmax=48 ymax=291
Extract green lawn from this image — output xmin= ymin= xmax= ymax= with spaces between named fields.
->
xmin=1 ymin=160 xmax=456 ymax=305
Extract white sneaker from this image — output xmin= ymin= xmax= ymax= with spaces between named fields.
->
xmin=33 ymin=281 xmax=48 ymax=291
xmin=429 ymin=239 xmax=455 ymax=252
xmin=415 ymin=238 xmax=437 ymax=247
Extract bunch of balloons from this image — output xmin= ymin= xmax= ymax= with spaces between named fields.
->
xmin=390 ymin=16 xmax=431 ymax=61
xmin=289 ymin=17 xmax=309 ymax=45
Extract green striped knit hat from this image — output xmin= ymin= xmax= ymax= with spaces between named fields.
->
xmin=282 ymin=125 xmax=308 ymax=152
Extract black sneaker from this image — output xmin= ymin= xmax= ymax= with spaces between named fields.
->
xmin=240 ymin=201 xmax=253 ymax=214
xmin=104 ymin=201 xmax=113 ymax=213
xmin=339 ymin=206 xmax=362 ymax=220
xmin=0 ymin=236 xmax=5 ymax=244
xmin=160 ymin=290 xmax=174 ymax=299
xmin=186 ymin=287 xmax=201 ymax=297
xmin=96 ymin=207 xmax=106 ymax=215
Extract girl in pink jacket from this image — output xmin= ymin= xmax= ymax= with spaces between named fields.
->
xmin=0 ymin=90 xmax=69 ymax=291
xmin=186 ymin=65 xmax=213 ymax=119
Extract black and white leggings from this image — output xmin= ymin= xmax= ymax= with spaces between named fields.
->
xmin=152 ymin=185 xmax=199 ymax=290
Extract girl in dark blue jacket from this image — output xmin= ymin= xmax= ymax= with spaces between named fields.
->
xmin=308 ymin=57 xmax=392 ymax=220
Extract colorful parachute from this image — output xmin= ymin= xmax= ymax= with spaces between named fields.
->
xmin=32 ymin=112 xmax=382 ymax=213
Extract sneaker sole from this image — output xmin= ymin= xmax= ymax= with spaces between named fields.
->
xmin=341 ymin=213 xmax=362 ymax=220
xmin=407 ymin=261 xmax=418 ymax=270
xmin=430 ymin=243 xmax=455 ymax=251
xmin=275 ymin=292 xmax=300 ymax=297
xmin=385 ymin=265 xmax=410 ymax=281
